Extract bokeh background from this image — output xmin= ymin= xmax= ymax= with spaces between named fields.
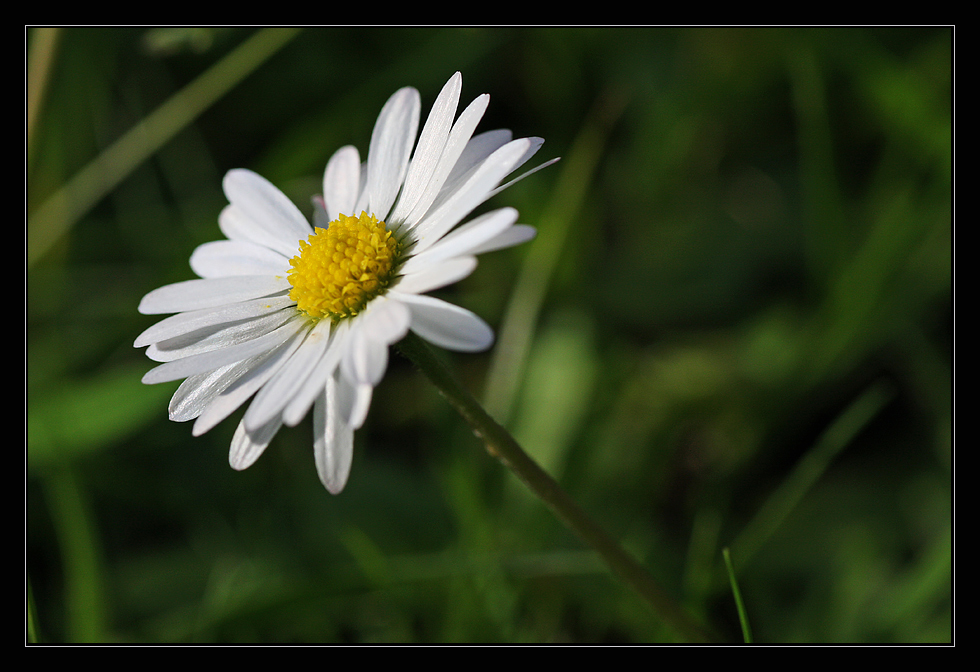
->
xmin=27 ymin=27 xmax=951 ymax=643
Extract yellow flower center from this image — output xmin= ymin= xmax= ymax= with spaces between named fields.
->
xmin=288 ymin=212 xmax=400 ymax=321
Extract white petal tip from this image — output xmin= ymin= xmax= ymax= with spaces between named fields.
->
xmin=324 ymin=479 xmax=347 ymax=495
xmin=136 ymin=297 xmax=155 ymax=316
xmin=349 ymin=383 xmax=373 ymax=430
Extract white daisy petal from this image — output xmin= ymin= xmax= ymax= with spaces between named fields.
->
xmin=334 ymin=368 xmax=360 ymax=431
xmin=142 ymin=316 xmax=308 ymax=384
xmin=331 ymin=360 xmax=375 ymax=430
xmin=169 ymin=360 xmax=255 ymax=422
xmin=223 ymin=169 xmax=312 ymax=243
xmin=401 ymin=208 xmax=517 ymax=271
xmin=352 ymin=162 xmax=371 ymax=216
xmin=136 ymin=72 xmax=551 ymax=495
xmin=312 ymin=197 xmax=330 ymax=230
xmin=282 ymin=320 xmax=352 ymax=427
xmin=443 ymin=129 xmax=514 ymax=190
xmin=395 ymin=256 xmax=477 ymax=295
xmin=410 ymin=138 xmax=532 ymax=254
xmin=229 ymin=413 xmax=282 ymax=471
xmin=146 ymin=308 xmax=294 ymax=362
xmin=392 ymin=291 xmax=495 ymax=352
xmin=219 ymin=205 xmax=302 ymax=259
xmin=168 ymin=366 xmax=234 ymax=422
xmin=359 ymin=295 xmax=411 ymax=346
xmin=348 ymin=383 xmax=374 ymax=430
xmin=192 ymin=332 xmax=306 ymax=436
xmin=190 ymin=240 xmax=290 ymax=278
xmin=135 ymin=295 xmax=295 ymax=348
xmin=138 ymin=275 xmax=290 ymax=315
xmin=389 ymin=72 xmax=462 ymax=224
xmin=314 ymin=375 xmax=354 ymax=494
xmin=402 ymin=93 xmax=491 ymax=228
xmin=337 ymin=298 xmax=409 ymax=396
xmin=343 ymin=323 xmax=389 ymax=387
xmin=366 ymin=86 xmax=420 ymax=221
xmin=467 ymin=224 xmax=537 ymax=256
xmin=324 ymin=145 xmax=361 ymax=221
xmin=244 ymin=318 xmax=332 ymax=432
xmin=510 ymin=137 xmax=545 ymax=174
xmin=483 ymin=151 xmax=558 ymax=204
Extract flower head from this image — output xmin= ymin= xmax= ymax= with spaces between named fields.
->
xmin=135 ymin=72 xmax=551 ymax=494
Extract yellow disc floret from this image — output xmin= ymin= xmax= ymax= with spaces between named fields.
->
xmin=288 ymin=212 xmax=400 ymax=321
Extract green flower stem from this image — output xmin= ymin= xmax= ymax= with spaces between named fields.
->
xmin=397 ymin=331 xmax=715 ymax=643
xmin=723 ymin=548 xmax=753 ymax=643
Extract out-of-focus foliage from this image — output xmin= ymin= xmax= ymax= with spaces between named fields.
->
xmin=27 ymin=27 xmax=951 ymax=643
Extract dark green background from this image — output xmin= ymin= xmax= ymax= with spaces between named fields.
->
xmin=28 ymin=27 xmax=951 ymax=643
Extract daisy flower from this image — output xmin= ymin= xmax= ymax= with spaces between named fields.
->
xmin=135 ymin=72 xmax=552 ymax=494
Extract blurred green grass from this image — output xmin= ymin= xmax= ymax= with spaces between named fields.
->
xmin=27 ymin=27 xmax=951 ymax=643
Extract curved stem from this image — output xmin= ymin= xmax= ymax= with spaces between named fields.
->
xmin=397 ymin=332 xmax=715 ymax=643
